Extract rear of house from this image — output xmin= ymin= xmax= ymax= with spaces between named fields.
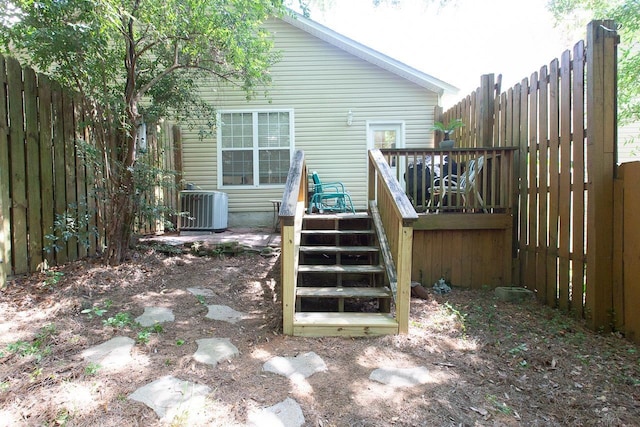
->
xmin=179 ymin=12 xmax=457 ymax=227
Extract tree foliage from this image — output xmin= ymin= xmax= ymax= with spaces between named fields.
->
xmin=548 ymin=0 xmax=640 ymax=124
xmin=0 ymin=0 xmax=286 ymax=264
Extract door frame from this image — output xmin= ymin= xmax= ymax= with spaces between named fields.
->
xmin=366 ymin=121 xmax=406 ymax=187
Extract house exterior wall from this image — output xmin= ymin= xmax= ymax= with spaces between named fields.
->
xmin=180 ymin=17 xmax=440 ymax=227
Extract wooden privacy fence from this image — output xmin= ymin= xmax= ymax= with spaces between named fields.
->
xmin=0 ymin=55 xmax=179 ymax=287
xmin=441 ymin=20 xmax=624 ymax=334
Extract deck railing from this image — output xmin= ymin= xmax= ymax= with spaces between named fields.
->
xmin=278 ymin=150 xmax=307 ymax=335
xmin=380 ymin=147 xmax=517 ymax=214
xmin=368 ymin=149 xmax=418 ymax=334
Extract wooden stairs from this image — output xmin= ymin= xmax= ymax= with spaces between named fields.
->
xmin=292 ymin=212 xmax=398 ymax=337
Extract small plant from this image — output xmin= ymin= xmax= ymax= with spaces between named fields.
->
xmin=508 ymin=343 xmax=528 ymax=355
xmin=103 ymin=312 xmax=135 ymax=329
xmin=0 ymin=381 xmax=9 ymax=392
xmin=5 ymin=323 xmax=56 ymax=362
xmin=137 ymin=323 xmax=164 ymax=344
xmin=432 ymin=118 xmax=464 ymax=140
xmin=85 ymin=362 xmax=101 ymax=375
xmin=29 ymin=367 xmax=43 ymax=381
xmin=195 ymin=295 xmax=206 ymax=305
xmin=176 ymin=339 xmax=185 ymax=346
xmin=81 ymin=304 xmax=109 ymax=319
xmin=486 ymin=394 xmax=513 ymax=415
xmin=44 ymin=270 xmax=64 ymax=287
xmin=137 ymin=329 xmax=151 ymax=344
xmin=443 ymin=302 xmax=468 ymax=332
xmin=44 ymin=201 xmax=98 ymax=254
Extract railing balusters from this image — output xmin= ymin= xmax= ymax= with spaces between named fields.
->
xmin=380 ymin=147 xmax=517 ymax=214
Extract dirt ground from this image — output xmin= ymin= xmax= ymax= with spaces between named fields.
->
xmin=1 ymin=241 xmax=639 ymax=426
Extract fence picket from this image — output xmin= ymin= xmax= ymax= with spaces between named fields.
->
xmin=571 ymin=41 xmax=586 ymax=317
xmin=558 ymin=49 xmax=572 ymax=311
xmin=51 ymin=81 xmax=68 ymax=264
xmin=547 ymin=58 xmax=561 ymax=308
xmin=63 ymin=91 xmax=78 ymax=261
xmin=38 ymin=74 xmax=55 ymax=266
xmin=25 ymin=67 xmax=43 ymax=272
xmin=537 ymin=65 xmax=549 ymax=302
xmin=74 ymin=95 xmax=88 ymax=258
xmin=0 ymin=57 xmax=10 ymax=284
xmin=527 ymin=72 xmax=539 ymax=294
xmin=7 ymin=57 xmax=28 ymax=275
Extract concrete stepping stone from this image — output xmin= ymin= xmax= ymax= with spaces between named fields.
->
xmin=263 ymin=352 xmax=327 ymax=379
xmin=247 ymin=397 xmax=305 ymax=427
xmin=369 ymin=366 xmax=433 ymax=387
xmin=193 ymin=338 xmax=239 ymax=367
xmin=80 ymin=336 xmax=135 ymax=370
xmin=205 ymin=304 xmax=245 ymax=324
xmin=135 ymin=306 xmax=175 ymax=327
xmin=187 ymin=287 xmax=215 ymax=297
xmin=128 ymin=375 xmax=211 ymax=421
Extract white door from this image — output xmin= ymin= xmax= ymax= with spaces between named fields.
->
xmin=367 ymin=122 xmax=405 ymax=186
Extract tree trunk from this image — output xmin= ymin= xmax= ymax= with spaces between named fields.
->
xmin=103 ymin=169 xmax=136 ymax=265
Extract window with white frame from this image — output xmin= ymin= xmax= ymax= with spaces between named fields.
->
xmin=218 ymin=110 xmax=293 ymax=187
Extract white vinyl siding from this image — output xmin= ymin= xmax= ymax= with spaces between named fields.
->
xmin=180 ymin=17 xmax=440 ymax=215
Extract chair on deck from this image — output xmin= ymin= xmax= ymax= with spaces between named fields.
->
xmin=429 ymin=156 xmax=487 ymax=213
xmin=308 ymin=171 xmax=355 ymax=214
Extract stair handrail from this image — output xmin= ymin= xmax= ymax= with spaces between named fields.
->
xmin=279 ymin=149 xmax=307 ymax=335
xmin=368 ymin=149 xmax=418 ymax=334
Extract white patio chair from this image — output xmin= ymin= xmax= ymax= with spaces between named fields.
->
xmin=428 ymin=156 xmax=487 ymax=213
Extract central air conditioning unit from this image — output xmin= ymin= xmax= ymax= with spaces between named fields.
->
xmin=178 ymin=190 xmax=228 ymax=232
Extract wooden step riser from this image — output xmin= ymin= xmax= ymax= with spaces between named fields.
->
xmin=293 ymin=312 xmax=398 ymax=337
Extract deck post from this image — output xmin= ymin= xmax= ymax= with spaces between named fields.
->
xmin=395 ymin=222 xmax=413 ymax=334
xmin=585 ymin=20 xmax=618 ymax=331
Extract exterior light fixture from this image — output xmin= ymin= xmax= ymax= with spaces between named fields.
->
xmin=347 ymin=110 xmax=353 ymax=126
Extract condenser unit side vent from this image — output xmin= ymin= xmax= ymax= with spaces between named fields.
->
xmin=179 ymin=191 xmax=228 ymax=232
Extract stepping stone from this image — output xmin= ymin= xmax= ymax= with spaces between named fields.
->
xmin=80 ymin=336 xmax=135 ymax=370
xmin=369 ymin=366 xmax=433 ymax=387
xmin=128 ymin=376 xmax=211 ymax=421
xmin=187 ymin=287 xmax=215 ymax=297
xmin=135 ymin=306 xmax=175 ymax=327
xmin=263 ymin=352 xmax=327 ymax=379
xmin=193 ymin=338 xmax=239 ymax=367
xmin=247 ymin=397 xmax=305 ymax=427
xmin=205 ymin=304 xmax=245 ymax=324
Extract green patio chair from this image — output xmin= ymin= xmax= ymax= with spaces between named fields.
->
xmin=308 ymin=171 xmax=355 ymax=214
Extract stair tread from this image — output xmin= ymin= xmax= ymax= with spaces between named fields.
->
xmin=304 ymin=213 xmax=370 ymax=220
xmin=301 ymin=229 xmax=374 ymax=235
xmin=296 ymin=286 xmax=392 ymax=298
xmin=298 ymin=265 xmax=385 ymax=273
xmin=294 ymin=312 xmax=397 ymax=326
xmin=300 ymin=245 xmax=379 ymax=253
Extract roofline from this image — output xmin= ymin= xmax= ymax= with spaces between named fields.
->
xmin=280 ymin=11 xmax=459 ymax=96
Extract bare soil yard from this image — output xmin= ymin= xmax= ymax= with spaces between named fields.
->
xmin=1 ymin=242 xmax=639 ymax=426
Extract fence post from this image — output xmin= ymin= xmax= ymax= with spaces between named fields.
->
xmin=585 ymin=20 xmax=618 ymax=331
xmin=478 ymin=74 xmax=495 ymax=147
